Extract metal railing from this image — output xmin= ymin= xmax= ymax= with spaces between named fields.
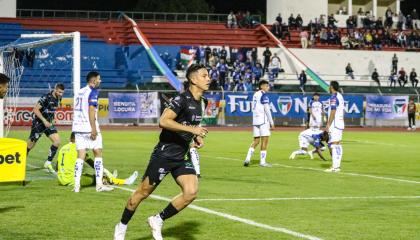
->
xmin=16 ymin=9 xmax=261 ymax=24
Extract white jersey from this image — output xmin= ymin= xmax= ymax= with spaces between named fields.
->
xmin=72 ymin=85 xmax=100 ymax=133
xmin=328 ymin=92 xmax=345 ymax=130
xmin=252 ymin=90 xmax=273 ymax=126
xmin=309 ymin=100 xmax=323 ymax=128
xmin=299 ymin=128 xmax=323 ymax=147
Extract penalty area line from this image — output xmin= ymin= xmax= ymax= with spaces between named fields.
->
xmin=114 ymin=186 xmax=324 ymax=240
xmin=194 ymin=196 xmax=420 ymax=202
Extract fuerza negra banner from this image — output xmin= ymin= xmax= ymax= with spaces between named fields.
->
xmin=225 ymin=93 xmax=363 ymax=118
xmin=366 ymin=95 xmax=408 ymax=119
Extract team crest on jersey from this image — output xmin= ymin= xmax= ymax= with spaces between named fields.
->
xmin=393 ymin=98 xmax=407 ymax=114
xmin=277 ymin=96 xmax=292 ymax=115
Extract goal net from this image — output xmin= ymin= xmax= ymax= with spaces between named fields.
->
xmin=0 ymin=32 xmax=80 ymax=137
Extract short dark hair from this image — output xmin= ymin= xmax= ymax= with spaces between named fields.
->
xmin=313 ymin=92 xmax=319 ymax=96
xmin=330 ymin=81 xmax=339 ymax=91
xmin=258 ymin=80 xmax=269 ymax=89
xmin=70 ymin=132 xmax=75 ymax=139
xmin=86 ymin=71 xmax=100 ymax=83
xmin=0 ymin=73 xmax=10 ymax=85
xmin=186 ymin=64 xmax=207 ymax=83
xmin=55 ymin=83 xmax=65 ymax=90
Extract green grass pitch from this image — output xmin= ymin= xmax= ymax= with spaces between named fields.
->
xmin=1 ymin=129 xmax=419 ymax=240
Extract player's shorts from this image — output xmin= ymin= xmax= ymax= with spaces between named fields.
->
xmin=75 ymin=132 xmax=103 ymax=150
xmin=253 ymin=122 xmax=271 ymax=137
xmin=29 ymin=120 xmax=58 ymax=142
xmin=328 ymin=127 xmax=343 ymax=143
xmin=298 ymin=135 xmax=310 ymax=148
xmin=142 ymin=143 xmax=196 ymax=186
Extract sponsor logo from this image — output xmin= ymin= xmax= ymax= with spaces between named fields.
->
xmin=277 ymin=96 xmax=292 ymax=115
xmin=0 ymin=152 xmax=21 ymax=165
xmin=393 ymin=98 xmax=407 ymax=114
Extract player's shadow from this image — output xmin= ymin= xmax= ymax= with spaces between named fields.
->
xmin=0 ymin=206 xmax=25 ymax=213
xmin=319 ymin=163 xmax=330 ymax=168
xmin=135 ymin=220 xmax=201 ymax=240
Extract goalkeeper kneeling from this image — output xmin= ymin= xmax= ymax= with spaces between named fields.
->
xmin=57 ymin=132 xmax=138 ymax=187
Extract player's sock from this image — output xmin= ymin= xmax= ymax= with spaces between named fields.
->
xmin=245 ymin=147 xmax=254 ymax=162
xmin=94 ymin=158 xmax=104 ymax=187
xmin=260 ymin=150 xmax=267 ymax=165
xmin=27 ymin=147 xmax=31 ymax=154
xmin=47 ymin=145 xmax=58 ymax=162
xmin=331 ymin=145 xmax=343 ymax=169
xmin=190 ymin=147 xmax=200 ymax=175
xmin=159 ymin=203 xmax=179 ymax=221
xmin=120 ymin=207 xmax=135 ymax=225
xmin=74 ymin=158 xmax=84 ymax=189
xmin=124 ymin=171 xmax=138 ymax=185
xmin=294 ymin=150 xmax=307 ymax=155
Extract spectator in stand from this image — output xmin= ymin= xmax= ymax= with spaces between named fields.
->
xmin=341 ymin=34 xmax=351 ymax=49
xmin=372 ymin=33 xmax=382 ymax=50
xmin=271 ymin=21 xmax=282 ymax=39
xmin=245 ymin=79 xmax=253 ymax=92
xmin=389 ymin=71 xmax=397 ymax=87
xmin=327 ymin=14 xmax=338 ymax=28
xmin=244 ymin=68 xmax=253 ymax=85
xmin=205 ymin=46 xmax=211 ymax=65
xmin=319 ymin=15 xmax=326 ymax=28
xmin=385 ymin=7 xmax=393 ymax=28
xmin=346 ymin=16 xmax=355 ymax=30
xmin=398 ymin=67 xmax=407 ymax=87
xmin=412 ymin=9 xmax=419 ymax=30
xmin=270 ymin=53 xmax=281 ymax=78
xmin=276 ymin=13 xmax=282 ymax=25
xmin=345 ymin=63 xmax=355 ymax=79
xmin=236 ymin=11 xmax=245 ymax=28
xmin=410 ymin=68 xmax=418 ymax=88
xmin=375 ymin=17 xmax=384 ymax=30
xmin=364 ymin=30 xmax=373 ymax=47
xmin=327 ymin=29 xmax=339 ymax=45
xmin=244 ymin=11 xmax=253 ymax=28
xmin=252 ymin=61 xmax=263 ymax=84
xmin=217 ymin=59 xmax=228 ymax=88
xmin=397 ymin=31 xmax=407 ymax=47
xmin=408 ymin=31 xmax=418 ymax=48
xmin=407 ymin=98 xmax=416 ymax=130
xmin=300 ymin=29 xmax=309 ymax=48
xmin=220 ymin=46 xmax=227 ymax=61
xmin=383 ymin=30 xmax=392 ymax=46
xmin=406 ymin=14 xmax=413 ymax=29
xmin=227 ymin=11 xmax=237 ymax=28
xmin=288 ymin=14 xmax=296 ymax=29
xmin=263 ymin=47 xmax=272 ymax=75
xmin=296 ymin=14 xmax=303 ymax=28
xmin=371 ymin=68 xmax=381 ymax=86
xmin=232 ymin=67 xmax=242 ymax=84
xmin=392 ymin=54 xmax=398 ymax=73
xmin=208 ymin=53 xmax=216 ymax=67
xmin=209 ymin=65 xmax=219 ymax=90
xmin=298 ymin=70 xmax=307 ymax=92
xmin=357 ymin=8 xmax=364 ymax=15
xmin=251 ymin=48 xmax=258 ymax=64
xmin=397 ymin=11 xmax=405 ymax=30
xmin=320 ymin=29 xmax=328 ymax=44
xmin=212 ymin=48 xmax=219 ymax=59
xmin=282 ymin=24 xmax=292 ymax=41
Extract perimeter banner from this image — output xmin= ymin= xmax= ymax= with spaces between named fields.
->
xmin=366 ymin=95 xmax=408 ymax=119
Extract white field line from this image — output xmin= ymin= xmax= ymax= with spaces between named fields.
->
xmin=194 ymin=196 xmax=420 ymax=202
xmin=205 ymin=155 xmax=420 ymax=185
xmin=114 ymin=186 xmax=324 ymax=240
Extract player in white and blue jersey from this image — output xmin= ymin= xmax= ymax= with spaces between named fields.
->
xmin=308 ymin=92 xmax=324 ymax=129
xmin=325 ymin=81 xmax=345 ymax=172
xmin=289 ymin=128 xmax=329 ymax=160
xmin=244 ymin=80 xmax=274 ymax=167
xmin=72 ymin=71 xmax=112 ymax=192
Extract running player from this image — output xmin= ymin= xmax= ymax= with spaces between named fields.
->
xmin=308 ymin=93 xmax=324 ymax=129
xmin=114 ymin=64 xmax=209 ymax=240
xmin=243 ymin=80 xmax=274 ymax=167
xmin=72 ymin=71 xmax=112 ymax=192
xmin=325 ymin=81 xmax=345 ymax=172
xmin=27 ymin=83 xmax=65 ymax=174
xmin=289 ymin=129 xmax=328 ymax=160
xmin=57 ymin=132 xmax=138 ymax=187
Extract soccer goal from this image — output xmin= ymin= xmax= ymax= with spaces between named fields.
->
xmin=0 ymin=32 xmax=80 ymax=137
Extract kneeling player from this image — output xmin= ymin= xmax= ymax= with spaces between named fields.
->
xmin=289 ymin=129 xmax=329 ymax=160
xmin=57 ymin=132 xmax=138 ymax=187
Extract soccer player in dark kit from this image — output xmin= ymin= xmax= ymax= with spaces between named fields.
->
xmin=114 ymin=64 xmax=210 ymax=240
xmin=27 ymin=83 xmax=65 ymax=174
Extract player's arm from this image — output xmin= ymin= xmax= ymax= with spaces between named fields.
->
xmin=33 ymin=99 xmax=52 ymax=128
xmin=314 ymin=148 xmax=327 ymax=161
xmin=89 ymin=105 xmax=98 ymax=140
xmin=159 ymin=108 xmax=208 ymax=137
xmin=263 ymin=104 xmax=275 ymax=128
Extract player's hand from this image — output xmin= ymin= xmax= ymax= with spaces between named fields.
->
xmin=90 ymin=129 xmax=97 ymax=140
xmin=270 ymin=124 xmax=275 ymax=130
xmin=191 ymin=126 xmax=208 ymax=138
xmin=193 ymin=136 xmax=205 ymax=149
xmin=43 ymin=121 xmax=52 ymax=128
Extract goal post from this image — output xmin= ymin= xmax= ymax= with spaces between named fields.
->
xmin=0 ymin=31 xmax=80 ymax=138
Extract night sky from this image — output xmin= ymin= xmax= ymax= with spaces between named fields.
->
xmin=17 ymin=0 xmax=418 ymax=15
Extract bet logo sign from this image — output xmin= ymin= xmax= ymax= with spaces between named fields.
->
xmin=0 ymin=152 xmax=22 ymax=164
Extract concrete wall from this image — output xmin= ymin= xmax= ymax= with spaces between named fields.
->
xmin=267 ymin=0 xmax=328 ymax=25
xmin=0 ymin=0 xmax=16 ymax=18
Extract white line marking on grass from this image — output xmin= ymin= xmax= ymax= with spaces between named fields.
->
xmin=114 ymin=186 xmax=324 ymax=240
xmin=205 ymin=155 xmax=420 ymax=185
xmin=194 ymin=196 xmax=420 ymax=202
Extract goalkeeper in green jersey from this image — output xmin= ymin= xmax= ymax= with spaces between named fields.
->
xmin=57 ymin=132 xmax=138 ymax=187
